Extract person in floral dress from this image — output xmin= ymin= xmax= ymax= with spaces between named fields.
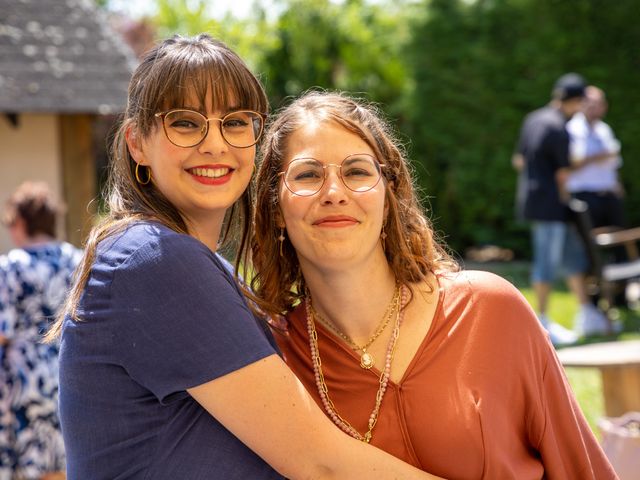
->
xmin=0 ymin=181 xmax=81 ymax=480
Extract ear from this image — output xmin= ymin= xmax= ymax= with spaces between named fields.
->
xmin=125 ymin=124 xmax=147 ymax=165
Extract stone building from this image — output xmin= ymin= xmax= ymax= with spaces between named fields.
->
xmin=0 ymin=0 xmax=135 ymax=251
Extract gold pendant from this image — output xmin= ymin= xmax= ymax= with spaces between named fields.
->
xmin=360 ymin=351 xmax=374 ymax=369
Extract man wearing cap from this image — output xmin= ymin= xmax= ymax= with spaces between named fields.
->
xmin=513 ymin=73 xmax=609 ymax=345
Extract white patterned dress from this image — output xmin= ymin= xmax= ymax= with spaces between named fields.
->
xmin=0 ymin=242 xmax=81 ymax=480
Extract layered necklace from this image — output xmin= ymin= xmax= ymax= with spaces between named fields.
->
xmin=305 ymin=285 xmax=407 ymax=443
xmin=309 ymin=284 xmax=401 ymax=370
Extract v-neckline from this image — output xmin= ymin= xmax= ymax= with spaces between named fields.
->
xmin=309 ymin=275 xmax=446 ymax=387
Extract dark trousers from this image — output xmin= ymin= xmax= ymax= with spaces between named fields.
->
xmin=572 ymin=190 xmax=625 ymax=229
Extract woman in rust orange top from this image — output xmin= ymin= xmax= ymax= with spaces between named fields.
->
xmin=249 ymin=91 xmax=617 ymax=479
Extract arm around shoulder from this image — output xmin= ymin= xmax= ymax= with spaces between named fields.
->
xmin=188 ymin=354 xmax=445 ymax=480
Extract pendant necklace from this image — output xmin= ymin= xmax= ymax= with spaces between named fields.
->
xmin=309 ymin=284 xmax=400 ymax=370
xmin=306 ymin=285 xmax=407 ymax=442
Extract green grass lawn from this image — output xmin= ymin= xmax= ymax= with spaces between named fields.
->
xmin=468 ymin=260 xmax=640 ymax=437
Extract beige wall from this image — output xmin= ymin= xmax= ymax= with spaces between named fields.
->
xmin=0 ymin=113 xmax=65 ymax=254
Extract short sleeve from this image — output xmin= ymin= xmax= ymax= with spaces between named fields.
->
xmin=111 ymin=233 xmax=276 ymax=403
xmin=533 ymin=350 xmax=617 ymax=478
xmin=548 ymin=126 xmax=570 ymax=170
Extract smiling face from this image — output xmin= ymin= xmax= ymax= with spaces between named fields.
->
xmin=278 ymin=120 xmax=387 ymax=272
xmin=129 ymin=90 xmax=256 ymax=233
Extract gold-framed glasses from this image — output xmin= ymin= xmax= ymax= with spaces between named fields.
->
xmin=154 ymin=109 xmax=265 ymax=148
xmin=280 ymin=154 xmax=385 ymax=197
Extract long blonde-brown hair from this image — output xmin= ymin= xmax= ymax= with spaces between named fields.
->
xmin=248 ymin=91 xmax=457 ymax=319
xmin=47 ymin=34 xmax=268 ymax=340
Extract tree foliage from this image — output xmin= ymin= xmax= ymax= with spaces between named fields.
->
xmin=406 ymin=0 xmax=640 ymax=256
xmin=256 ymin=0 xmax=417 ymax=111
xmin=100 ymin=0 xmax=639 ymax=258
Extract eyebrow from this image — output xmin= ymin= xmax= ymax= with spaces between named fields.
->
xmin=343 ymin=155 xmax=372 ymax=166
xmin=291 ymin=157 xmax=321 ymax=165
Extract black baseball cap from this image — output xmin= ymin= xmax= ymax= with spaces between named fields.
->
xmin=552 ymin=73 xmax=587 ymax=101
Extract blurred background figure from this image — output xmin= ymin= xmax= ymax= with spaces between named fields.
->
xmin=0 ymin=181 xmax=81 ymax=480
xmin=513 ymin=73 xmax=608 ymax=345
xmin=566 ymin=86 xmax=625 ymax=229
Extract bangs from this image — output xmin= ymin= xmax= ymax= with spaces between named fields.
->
xmin=143 ymin=41 xmax=267 ymax=123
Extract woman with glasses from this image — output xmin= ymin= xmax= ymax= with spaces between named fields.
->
xmin=250 ymin=91 xmax=616 ymax=479
xmin=45 ymin=36 xmax=442 ymax=480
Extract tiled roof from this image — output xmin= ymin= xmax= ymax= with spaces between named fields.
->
xmin=0 ymin=0 xmax=137 ymax=114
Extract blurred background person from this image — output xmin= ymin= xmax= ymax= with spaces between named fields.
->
xmin=0 ymin=181 xmax=81 ymax=480
xmin=566 ymin=85 xmax=626 ymax=330
xmin=513 ymin=73 xmax=608 ymax=345
xmin=567 ymin=85 xmax=624 ymax=230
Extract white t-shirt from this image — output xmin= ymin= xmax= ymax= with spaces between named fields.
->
xmin=566 ymin=112 xmax=622 ymax=193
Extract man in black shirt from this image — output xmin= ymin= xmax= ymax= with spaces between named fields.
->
xmin=513 ymin=73 xmax=609 ymax=345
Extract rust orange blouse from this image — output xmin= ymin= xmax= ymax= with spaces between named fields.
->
xmin=276 ymin=270 xmax=617 ymax=479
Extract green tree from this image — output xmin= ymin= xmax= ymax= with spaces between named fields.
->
xmin=257 ymin=0 xmax=417 ymax=112
xmin=406 ymin=0 xmax=640 ymax=257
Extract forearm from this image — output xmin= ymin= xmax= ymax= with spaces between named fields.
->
xmin=319 ymin=435 xmax=444 ymax=479
xmin=571 ymin=150 xmax=618 ymax=169
xmin=189 ymin=355 xmax=444 ymax=479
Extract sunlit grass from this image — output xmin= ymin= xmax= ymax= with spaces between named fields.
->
xmin=564 ymin=367 xmax=604 ymax=437
xmin=519 ymin=288 xmax=578 ymax=329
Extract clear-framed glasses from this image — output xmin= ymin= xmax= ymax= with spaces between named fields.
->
xmin=154 ymin=109 xmax=265 ymax=148
xmin=280 ymin=154 xmax=385 ymax=197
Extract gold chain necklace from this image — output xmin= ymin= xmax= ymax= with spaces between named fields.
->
xmin=309 ymin=284 xmax=400 ymax=369
xmin=305 ymin=285 xmax=406 ymax=443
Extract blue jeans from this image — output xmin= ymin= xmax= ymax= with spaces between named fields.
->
xmin=531 ymin=221 xmax=589 ymax=283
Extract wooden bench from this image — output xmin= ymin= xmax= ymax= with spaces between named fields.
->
xmin=556 ymin=340 xmax=640 ymax=417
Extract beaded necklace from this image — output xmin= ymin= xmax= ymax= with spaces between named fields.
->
xmin=309 ymin=284 xmax=400 ymax=369
xmin=305 ymin=285 xmax=407 ymax=443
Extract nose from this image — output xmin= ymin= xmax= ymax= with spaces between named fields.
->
xmin=318 ymin=165 xmax=349 ymax=205
xmin=197 ymin=119 xmax=228 ymax=155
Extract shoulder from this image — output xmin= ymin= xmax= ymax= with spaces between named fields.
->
xmin=440 ymin=269 xmax=520 ymax=299
xmin=99 ymin=221 xmax=213 ymax=271
xmin=439 ymin=269 xmax=538 ymax=326
xmin=522 ymin=107 xmax=565 ymax=138
xmin=594 ymin=119 xmax=615 ymax=137
xmin=437 ymin=270 xmax=552 ymax=355
xmin=91 ymin=221 xmax=227 ymax=298
xmin=0 ymin=248 xmax=31 ymax=272
xmin=60 ymin=241 xmax=83 ymax=259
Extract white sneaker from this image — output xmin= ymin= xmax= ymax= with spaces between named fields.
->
xmin=538 ymin=314 xmax=579 ymax=346
xmin=574 ymin=304 xmax=610 ymax=336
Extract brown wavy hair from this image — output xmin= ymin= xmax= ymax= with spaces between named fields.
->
xmin=248 ymin=91 xmax=457 ymax=319
xmin=46 ymin=34 xmax=268 ymax=340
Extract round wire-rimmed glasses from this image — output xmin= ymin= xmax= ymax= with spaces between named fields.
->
xmin=280 ymin=154 xmax=385 ymax=197
xmin=154 ymin=109 xmax=265 ymax=148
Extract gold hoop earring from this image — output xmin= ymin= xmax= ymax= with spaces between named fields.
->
xmin=278 ymin=227 xmax=285 ymax=257
xmin=380 ymin=224 xmax=387 ymax=251
xmin=135 ymin=163 xmax=152 ymax=185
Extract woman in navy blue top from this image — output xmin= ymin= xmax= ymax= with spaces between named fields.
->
xmin=46 ymin=35 xmax=442 ymax=480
